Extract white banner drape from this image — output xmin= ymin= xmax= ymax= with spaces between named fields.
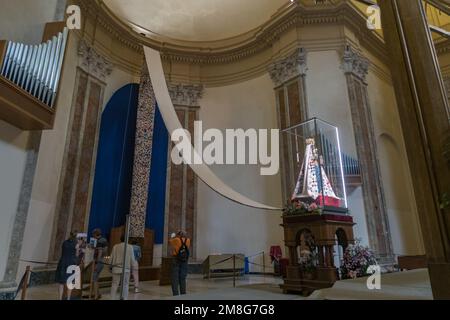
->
xmin=144 ymin=46 xmax=281 ymax=211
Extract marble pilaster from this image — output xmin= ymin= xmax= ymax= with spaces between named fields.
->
xmin=268 ymin=47 xmax=309 ymax=201
xmin=341 ymin=45 xmax=394 ymax=264
xmin=163 ymin=84 xmax=203 ymax=257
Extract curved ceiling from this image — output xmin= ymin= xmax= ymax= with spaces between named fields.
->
xmin=103 ymin=0 xmax=289 ymax=42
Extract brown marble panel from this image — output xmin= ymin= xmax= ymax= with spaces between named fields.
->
xmin=167 ymin=110 xmax=185 ymax=244
xmin=185 ymin=110 xmax=196 ymax=241
xmin=72 ymin=81 xmax=102 ymax=232
xmin=52 ymin=70 xmax=88 ymax=260
xmin=278 ymin=89 xmax=291 ymax=201
xmin=287 ymin=80 xmax=302 ymax=188
xmin=346 ymin=75 xmax=392 ymax=261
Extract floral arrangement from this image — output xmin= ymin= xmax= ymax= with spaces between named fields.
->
xmin=340 ymin=240 xmax=378 ymax=279
xmin=283 ymin=201 xmax=321 ymax=216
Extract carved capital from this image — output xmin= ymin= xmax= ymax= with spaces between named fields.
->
xmin=78 ymin=40 xmax=113 ymax=80
xmin=268 ymin=48 xmax=308 ymax=87
xmin=168 ymin=83 xmax=204 ymax=107
xmin=341 ymin=45 xmax=370 ymax=82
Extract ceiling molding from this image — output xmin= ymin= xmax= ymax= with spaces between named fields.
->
xmin=74 ymin=0 xmax=388 ymax=66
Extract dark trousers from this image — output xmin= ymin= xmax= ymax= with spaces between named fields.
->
xmin=171 ymin=259 xmax=188 ymax=296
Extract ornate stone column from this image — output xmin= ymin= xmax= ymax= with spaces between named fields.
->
xmin=379 ymin=0 xmax=450 ymax=299
xmin=129 ymin=67 xmax=156 ymax=238
xmin=341 ymin=45 xmax=394 ymax=264
xmin=268 ymin=48 xmax=309 ymax=201
xmin=163 ymin=83 xmax=203 ymax=257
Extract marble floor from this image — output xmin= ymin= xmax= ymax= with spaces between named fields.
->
xmin=23 ymin=269 xmax=433 ymax=300
xmin=24 ymin=274 xmax=300 ymax=300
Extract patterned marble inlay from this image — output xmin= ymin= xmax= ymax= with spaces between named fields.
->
xmin=167 ymin=110 xmax=185 ymax=245
xmin=129 ymin=68 xmax=157 ymax=238
xmin=165 ymin=108 xmax=199 ymax=257
xmin=2 ymin=132 xmax=42 ymax=285
xmin=71 ymin=82 xmax=102 ymax=232
xmin=341 ymin=46 xmax=393 ymax=262
xmin=52 ymin=71 xmax=88 ymax=260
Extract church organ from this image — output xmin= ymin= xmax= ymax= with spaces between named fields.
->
xmin=0 ymin=27 xmax=68 ymax=130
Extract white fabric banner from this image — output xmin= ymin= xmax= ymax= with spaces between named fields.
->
xmin=144 ymin=46 xmax=280 ymax=211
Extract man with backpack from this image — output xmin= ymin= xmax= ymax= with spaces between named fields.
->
xmin=169 ymin=230 xmax=191 ymax=296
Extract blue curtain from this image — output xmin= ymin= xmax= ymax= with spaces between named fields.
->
xmin=88 ymin=85 xmax=168 ymax=243
xmin=88 ymin=84 xmax=139 ymax=239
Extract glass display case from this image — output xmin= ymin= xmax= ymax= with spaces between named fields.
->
xmin=282 ymin=118 xmax=348 ymax=214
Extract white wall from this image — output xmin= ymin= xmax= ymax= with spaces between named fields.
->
xmin=0 ymin=0 xmax=60 ymax=44
xmin=0 ymin=121 xmax=29 ymax=281
xmin=197 ymin=74 xmax=284 ymax=270
xmin=306 ymin=50 xmax=357 ymax=157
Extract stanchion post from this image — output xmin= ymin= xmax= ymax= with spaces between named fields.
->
xmin=233 ymin=254 xmax=236 ymax=288
xmin=89 ymin=261 xmax=96 ymax=300
xmin=262 ymin=251 xmax=266 ymax=277
xmin=21 ymin=266 xmax=31 ymax=300
xmin=120 ymin=215 xmax=131 ymax=300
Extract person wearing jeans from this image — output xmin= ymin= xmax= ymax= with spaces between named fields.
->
xmin=109 ymin=235 xmax=137 ymax=300
xmin=169 ymin=231 xmax=191 ymax=296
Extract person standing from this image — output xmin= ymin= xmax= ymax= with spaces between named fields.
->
xmin=110 ymin=234 xmax=137 ymax=300
xmin=169 ymin=231 xmax=191 ymax=296
xmin=130 ymin=239 xmax=142 ymax=293
xmin=55 ymin=231 xmax=82 ymax=300
xmin=91 ymin=229 xmax=108 ymax=300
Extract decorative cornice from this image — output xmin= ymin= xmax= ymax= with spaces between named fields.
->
xmin=78 ymin=40 xmax=113 ymax=80
xmin=268 ymin=47 xmax=308 ymax=87
xmin=341 ymin=45 xmax=370 ymax=82
xmin=168 ymin=84 xmax=204 ymax=107
xmin=75 ymin=0 xmax=388 ymax=66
